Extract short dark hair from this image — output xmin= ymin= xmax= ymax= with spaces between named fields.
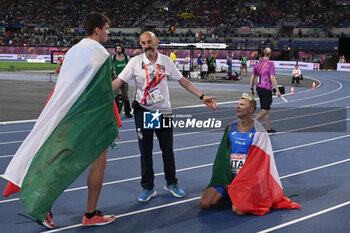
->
xmin=82 ymin=12 xmax=110 ymax=36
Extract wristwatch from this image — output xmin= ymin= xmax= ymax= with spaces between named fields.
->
xmin=199 ymin=94 xmax=205 ymax=100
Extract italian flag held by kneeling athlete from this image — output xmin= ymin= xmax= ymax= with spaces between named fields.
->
xmin=208 ymin=121 xmax=301 ymax=215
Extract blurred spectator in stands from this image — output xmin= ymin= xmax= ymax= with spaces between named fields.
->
xmin=267 ymin=29 xmax=271 ymax=38
xmin=170 ymin=50 xmax=176 ymax=63
xmin=55 ymin=57 xmax=63 ymax=74
xmin=227 ymin=51 xmax=233 ymax=77
xmin=302 ymin=54 xmax=306 ymax=62
xmin=298 ymin=29 xmax=302 ymax=38
xmin=169 ymin=25 xmax=176 ymax=37
xmin=258 ymin=40 xmax=265 ymax=51
xmin=320 ymin=55 xmax=324 ymax=71
xmin=0 ymin=0 xmax=347 ymax=48
xmin=185 ymin=54 xmax=190 ymax=63
xmin=339 ymin=55 xmax=346 ymax=63
xmin=197 ymin=52 xmax=204 ymax=77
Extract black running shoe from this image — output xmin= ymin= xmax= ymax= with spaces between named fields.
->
xmin=267 ymin=128 xmax=276 ymax=133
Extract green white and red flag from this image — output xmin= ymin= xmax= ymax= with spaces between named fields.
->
xmin=3 ymin=38 xmax=121 ymax=221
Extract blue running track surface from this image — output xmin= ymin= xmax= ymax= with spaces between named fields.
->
xmin=0 ymin=70 xmax=350 ymax=233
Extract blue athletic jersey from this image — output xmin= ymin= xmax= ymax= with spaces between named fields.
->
xmin=228 ymin=122 xmax=256 ymax=175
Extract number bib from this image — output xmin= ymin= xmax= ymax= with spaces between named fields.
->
xmin=230 ymin=153 xmax=247 ymax=174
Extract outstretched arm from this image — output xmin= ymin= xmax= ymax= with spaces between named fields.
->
xmin=112 ymin=78 xmax=125 ymax=91
xmin=178 ymin=77 xmax=217 ymax=111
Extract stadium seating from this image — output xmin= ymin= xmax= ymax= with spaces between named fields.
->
xmin=0 ymin=0 xmax=348 ymax=50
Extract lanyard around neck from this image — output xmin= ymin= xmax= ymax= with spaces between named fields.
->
xmin=259 ymin=61 xmax=269 ymax=75
xmin=144 ymin=64 xmax=160 ymax=87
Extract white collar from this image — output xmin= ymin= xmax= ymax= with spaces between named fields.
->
xmin=142 ymin=52 xmax=161 ymax=65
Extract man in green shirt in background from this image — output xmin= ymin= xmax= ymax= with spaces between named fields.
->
xmin=112 ymin=44 xmax=132 ymax=117
xmin=206 ymin=53 xmax=217 ymax=82
xmin=240 ymin=54 xmax=248 ymax=76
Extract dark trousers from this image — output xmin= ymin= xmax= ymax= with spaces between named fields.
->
xmin=228 ymin=62 xmax=232 ymax=76
xmin=292 ymin=76 xmax=301 ymax=85
xmin=115 ymin=83 xmax=131 ymax=115
xmin=134 ymin=104 xmax=177 ymax=190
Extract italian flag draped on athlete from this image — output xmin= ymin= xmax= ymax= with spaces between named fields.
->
xmin=208 ymin=120 xmax=301 ymax=215
xmin=3 ymin=39 xmax=121 ymax=222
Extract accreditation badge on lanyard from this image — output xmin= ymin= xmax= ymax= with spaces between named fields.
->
xmin=145 ymin=64 xmax=164 ymax=104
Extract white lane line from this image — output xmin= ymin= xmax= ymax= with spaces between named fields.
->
xmin=0 ymin=118 xmax=135 ymax=126
xmin=111 ymin=131 xmax=350 ymax=163
xmin=0 ymin=115 xmax=231 ymax=145
xmin=299 ymin=94 xmax=350 ymax=108
xmin=0 ymin=127 xmax=137 ymax=136
xmin=269 ymin=107 xmax=349 ymax=124
xmin=273 ymin=118 xmax=350 ymax=135
xmin=2 ymin=134 xmax=350 ymax=204
xmin=273 ymin=77 xmax=342 ymax=106
xmin=1 ymin=117 xmax=349 ymax=161
xmin=0 ymin=154 xmax=14 ymax=159
xmin=214 ymin=107 xmax=349 ymax=127
xmin=1 ymin=100 xmax=349 ymax=146
xmin=0 ymin=79 xmax=346 ymax=136
xmin=0 ymin=119 xmax=36 ymax=125
xmin=175 ymin=75 xmax=339 ymax=113
xmin=280 ymin=158 xmax=350 ymax=179
xmin=117 ymin=128 xmax=224 ymax=145
xmin=41 ymin=158 xmax=350 ymax=233
xmin=0 ymin=140 xmax=23 ymax=145
xmin=0 ymin=139 xmax=220 ymax=159
xmin=0 ymin=75 xmax=341 ymax=129
xmin=257 ymin=200 xmax=350 ymax=233
xmin=164 ymin=78 xmax=342 ymax=116
xmin=272 ymin=94 xmax=350 ymax=114
xmin=2 ymin=119 xmax=349 ymax=161
xmin=0 ymin=163 xmax=211 ymax=204
xmin=0 ymin=197 xmax=19 ymax=204
xmin=67 ymin=163 xmax=213 ymax=192
xmin=0 ymin=130 xmax=31 ymax=135
xmin=108 ymin=142 xmax=220 ymax=162
xmin=274 ymin=134 xmax=350 ymax=153
xmin=42 ymin=196 xmax=202 ymax=233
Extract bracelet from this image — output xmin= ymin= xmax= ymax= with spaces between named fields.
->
xmin=199 ymin=94 xmax=205 ymax=100
xmin=250 ymin=87 xmax=254 ymax=90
